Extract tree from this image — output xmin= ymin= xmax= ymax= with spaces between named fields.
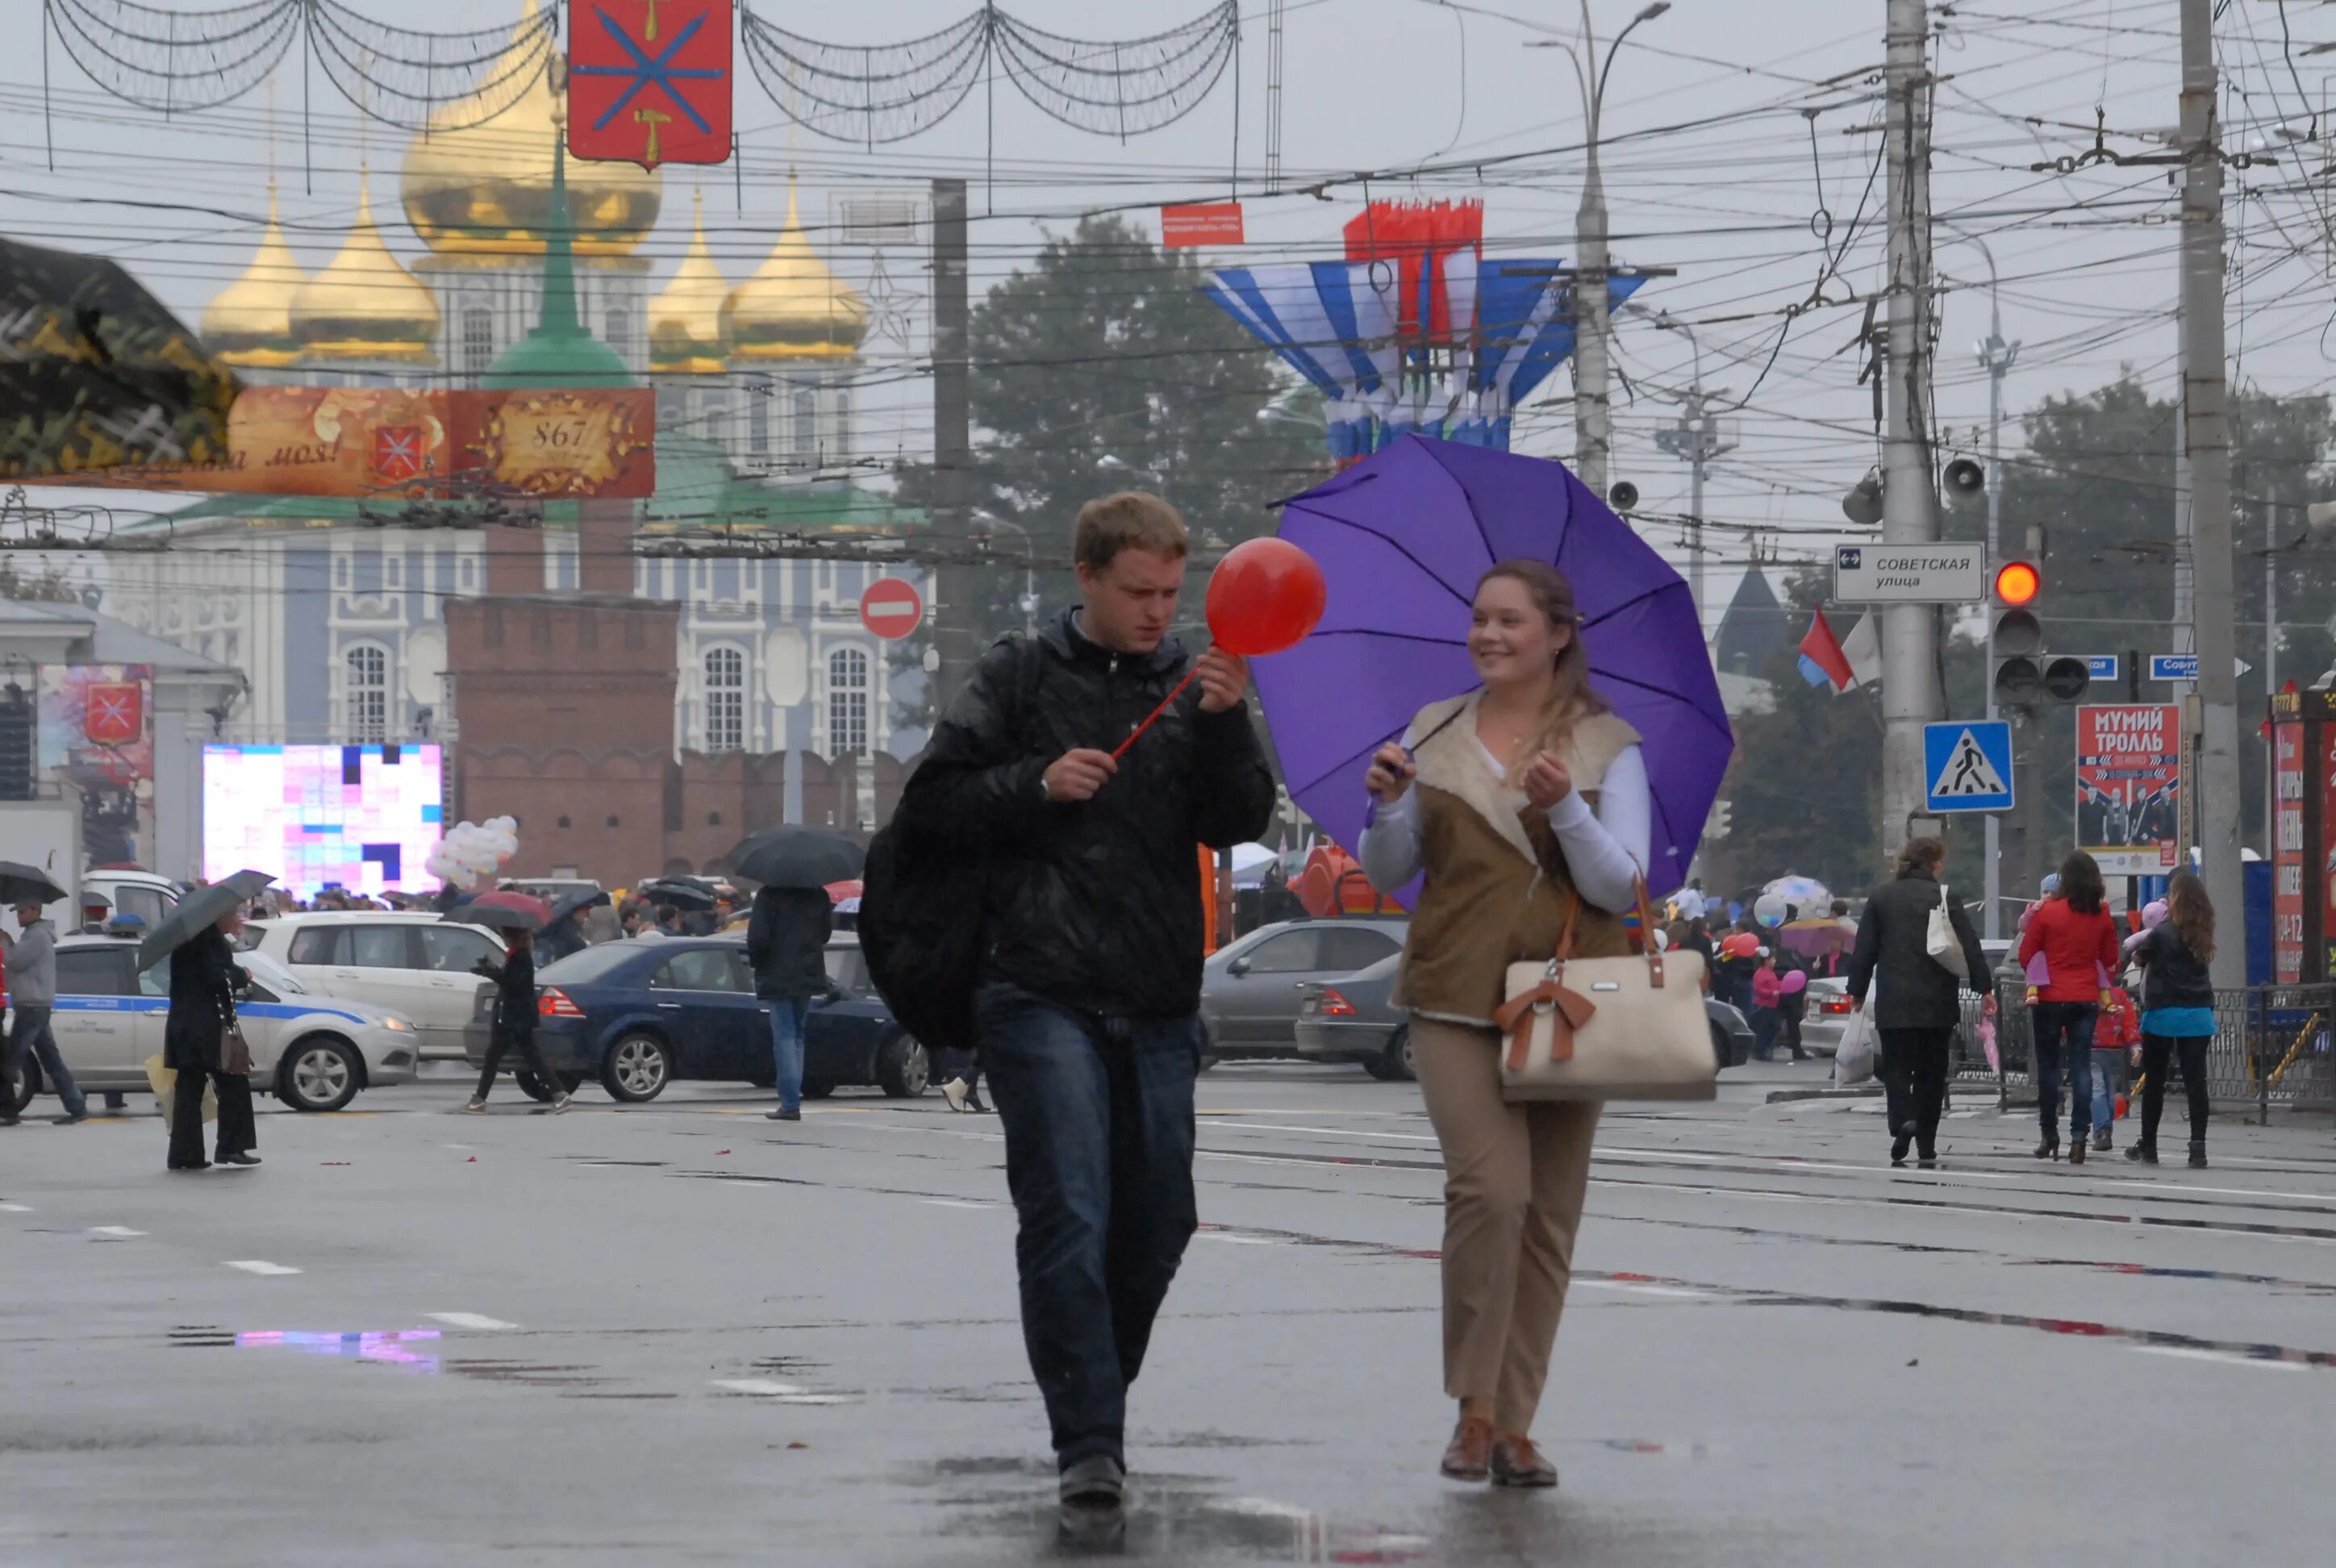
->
xmin=1707 ymin=566 xmax=1887 ymax=899
xmin=899 ymin=215 xmax=1329 ymax=665
xmin=1989 ymin=376 xmax=2332 ymax=856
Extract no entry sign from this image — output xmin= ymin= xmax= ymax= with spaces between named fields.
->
xmin=858 ymin=577 xmax=924 ymax=640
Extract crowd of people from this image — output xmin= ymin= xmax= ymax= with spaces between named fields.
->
xmin=0 ymin=483 xmax=2244 ymax=1530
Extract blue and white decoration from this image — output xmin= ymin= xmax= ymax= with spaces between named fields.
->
xmin=1200 ymin=254 xmax=1648 ymax=459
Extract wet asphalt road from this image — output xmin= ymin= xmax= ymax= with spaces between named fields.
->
xmin=5 ymin=1058 xmax=2336 ymax=1566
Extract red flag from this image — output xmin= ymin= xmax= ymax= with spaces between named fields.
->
xmin=568 ymin=1 xmax=734 ymax=172
xmin=1796 ymin=611 xmax=1854 ymax=692
xmin=83 ymin=681 xmax=143 ymax=745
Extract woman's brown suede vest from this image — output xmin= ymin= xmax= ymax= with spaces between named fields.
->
xmin=1394 ymin=694 xmax=1641 ymax=1027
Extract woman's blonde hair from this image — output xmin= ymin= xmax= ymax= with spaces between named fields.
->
xmin=1478 ymin=560 xmax=1605 ymax=761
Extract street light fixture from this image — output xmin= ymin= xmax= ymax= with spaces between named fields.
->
xmin=1526 ymin=2 xmax=1673 ymax=495
xmin=973 ymin=509 xmax=1041 ymax=636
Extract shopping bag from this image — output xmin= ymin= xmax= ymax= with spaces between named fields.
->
xmin=1978 ymin=1015 xmax=2000 ymax=1075
xmin=145 ymin=1053 xmax=216 ymax=1131
xmin=1926 ymin=882 xmax=1969 ymax=978
xmin=1835 ymin=1007 xmax=1879 ymax=1086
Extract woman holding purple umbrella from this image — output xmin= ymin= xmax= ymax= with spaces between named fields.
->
xmin=1357 ymin=559 xmax=1651 ymax=1491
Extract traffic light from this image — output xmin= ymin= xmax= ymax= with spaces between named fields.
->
xmin=1990 ymin=561 xmax=2088 ymax=710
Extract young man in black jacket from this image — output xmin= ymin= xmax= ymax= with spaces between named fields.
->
xmin=910 ymin=491 xmax=1276 ymax=1516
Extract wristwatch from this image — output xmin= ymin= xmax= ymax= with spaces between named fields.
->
xmin=1037 ymin=772 xmax=1052 ymax=803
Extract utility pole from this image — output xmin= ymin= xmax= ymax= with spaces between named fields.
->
xmin=1652 ymin=384 xmax=1735 ymax=639
xmin=1562 ymin=2 xmax=1671 ymax=496
xmin=931 ymin=178 xmax=975 ymax=719
xmin=1879 ymin=0 xmax=1943 ymax=845
xmin=2179 ymin=0 xmax=2246 ymax=989
xmin=1971 ymin=237 xmax=2020 ymax=940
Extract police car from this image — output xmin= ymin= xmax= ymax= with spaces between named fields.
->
xmin=4 ymin=934 xmax=421 ymax=1114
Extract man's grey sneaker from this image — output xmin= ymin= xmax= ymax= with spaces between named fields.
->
xmin=462 ymin=1099 xmax=486 ymax=1114
xmin=551 ymin=1095 xmax=572 ymax=1114
xmin=1058 ymin=1455 xmax=1126 ymax=1512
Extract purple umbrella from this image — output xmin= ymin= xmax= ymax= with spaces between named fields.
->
xmin=1253 ymin=437 xmax=1731 ymax=897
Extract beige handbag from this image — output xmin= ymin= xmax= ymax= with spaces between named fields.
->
xmin=1493 ymin=880 xmax=1717 ymax=1102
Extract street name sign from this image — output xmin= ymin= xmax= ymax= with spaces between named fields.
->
xmin=2082 ymin=654 xmax=2119 ymax=682
xmin=1833 ymin=542 xmax=1986 ymax=603
xmin=1923 ymin=719 xmax=2015 ymax=813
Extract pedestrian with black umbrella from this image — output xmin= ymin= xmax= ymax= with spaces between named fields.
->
xmin=732 ymin=829 xmax=856 ymax=1124
xmin=2 ymin=863 xmax=86 ymax=1127
xmin=140 ymin=870 xmax=274 ymax=1170
xmin=458 ymin=898 xmax=569 ymax=1114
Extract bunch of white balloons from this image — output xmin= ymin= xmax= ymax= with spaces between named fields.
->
xmin=424 ymin=816 xmax=518 ymax=889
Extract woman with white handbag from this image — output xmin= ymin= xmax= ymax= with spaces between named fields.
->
xmin=1843 ymin=837 xmax=1991 ymax=1167
xmin=1358 ymin=561 xmax=1658 ymax=1492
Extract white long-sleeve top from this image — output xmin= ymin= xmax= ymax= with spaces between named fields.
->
xmin=1358 ymin=734 xmax=1653 ymax=913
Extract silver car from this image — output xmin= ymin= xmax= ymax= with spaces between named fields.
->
xmin=1200 ymin=917 xmax=1410 ymax=1063
xmin=3 ymin=935 xmax=419 ymax=1115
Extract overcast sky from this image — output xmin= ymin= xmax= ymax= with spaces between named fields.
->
xmin=7 ymin=1 xmax=2331 ymax=638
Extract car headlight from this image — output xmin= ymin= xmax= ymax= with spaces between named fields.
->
xmin=379 ymin=1017 xmax=414 ymax=1033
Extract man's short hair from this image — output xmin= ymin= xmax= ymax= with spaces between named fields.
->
xmin=1074 ymin=491 xmax=1189 ymax=573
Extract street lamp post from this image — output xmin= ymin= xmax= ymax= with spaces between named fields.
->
xmin=1641 ymin=309 xmax=1734 ymax=643
xmin=974 ymin=510 xmax=1041 ymax=636
xmin=1534 ymin=2 xmax=1671 ymax=495
xmin=1951 ymin=231 xmax=2020 ymax=940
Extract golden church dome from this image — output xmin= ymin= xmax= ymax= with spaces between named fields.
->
xmin=202 ymin=180 xmax=309 ymax=368
xmin=400 ymin=0 xmax=660 ymax=257
xmin=290 ymin=171 xmax=440 ymax=363
xmin=722 ymin=185 xmax=866 ymax=361
xmin=648 ymin=190 xmax=730 ymax=374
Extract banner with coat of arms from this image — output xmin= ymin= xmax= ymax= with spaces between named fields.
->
xmin=15 ymin=386 xmax=655 ymax=499
xmin=568 ymin=0 xmax=735 ymax=171
xmin=38 ymin=663 xmax=153 ymax=869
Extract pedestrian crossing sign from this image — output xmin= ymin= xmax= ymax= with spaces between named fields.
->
xmin=1923 ymin=720 xmax=2014 ymax=813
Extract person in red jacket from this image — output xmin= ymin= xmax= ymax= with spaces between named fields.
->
xmin=2017 ymin=850 xmax=2121 ymax=1164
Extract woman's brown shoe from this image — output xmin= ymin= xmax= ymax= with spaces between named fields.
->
xmin=1490 ymin=1432 xmax=1558 ymax=1488
xmin=1441 ymin=1416 xmax=1493 ymax=1481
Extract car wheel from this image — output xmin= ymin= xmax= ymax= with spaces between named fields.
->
xmin=1710 ymin=1023 xmax=1733 ymax=1072
xmin=513 ymin=1069 xmax=556 ymax=1103
xmin=1361 ymin=1053 xmax=1395 ymax=1081
xmin=1380 ymin=1026 xmax=1416 ymax=1083
xmin=4 ymin=1052 xmax=39 ymax=1116
xmin=600 ymin=1033 xmax=672 ymax=1103
xmin=874 ymin=1034 xmax=929 ymax=1099
xmin=278 ymin=1037 xmax=361 ymax=1113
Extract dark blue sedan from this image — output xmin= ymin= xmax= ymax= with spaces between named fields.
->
xmin=463 ymin=936 xmax=928 ymax=1103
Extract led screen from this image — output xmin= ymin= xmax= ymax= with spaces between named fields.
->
xmin=202 ymin=744 xmax=444 ymax=899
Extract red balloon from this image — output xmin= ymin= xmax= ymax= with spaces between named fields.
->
xmin=1721 ymin=932 xmax=1762 ymax=959
xmin=1206 ymin=536 xmax=1327 ymax=657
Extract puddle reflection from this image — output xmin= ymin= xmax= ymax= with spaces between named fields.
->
xmin=236 ymin=1329 xmax=441 ymax=1374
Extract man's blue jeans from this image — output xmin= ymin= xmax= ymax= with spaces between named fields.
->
xmin=2031 ymin=1001 xmax=2097 ymax=1141
xmin=767 ymin=997 xmax=809 ymax=1112
xmin=6 ymin=1006 xmax=86 ymax=1118
xmin=974 ymin=981 xmax=1200 ymax=1472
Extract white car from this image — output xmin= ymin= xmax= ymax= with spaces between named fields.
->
xmin=242 ymin=911 xmax=503 ymax=1061
xmin=2 ymin=935 xmax=420 ymax=1114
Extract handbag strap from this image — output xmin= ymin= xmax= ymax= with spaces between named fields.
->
xmin=1545 ymin=877 xmax=1667 ymax=987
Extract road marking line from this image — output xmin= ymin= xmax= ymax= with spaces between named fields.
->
xmin=223 ymin=1260 xmax=301 ymax=1276
xmin=91 ymin=1225 xmax=145 ymax=1237
xmin=427 ymin=1312 xmax=516 ymax=1330
xmin=1 ymin=1202 xmax=35 ymax=1212
xmin=2130 ymin=1345 xmax=2306 ymax=1372
xmin=712 ymin=1378 xmax=807 ymax=1396
xmin=1197 ymin=1232 xmax=1276 ymax=1245
xmin=920 ymin=1199 xmax=992 ymax=1211
xmin=1579 ymin=1280 xmax=1710 ymax=1299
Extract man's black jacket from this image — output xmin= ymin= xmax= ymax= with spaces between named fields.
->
xmin=907 ymin=609 xmax=1275 ymax=1019
xmin=747 ymin=886 xmax=835 ymax=1000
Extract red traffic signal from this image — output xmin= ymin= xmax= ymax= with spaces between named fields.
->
xmin=1994 ymin=561 xmax=2040 ymax=606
